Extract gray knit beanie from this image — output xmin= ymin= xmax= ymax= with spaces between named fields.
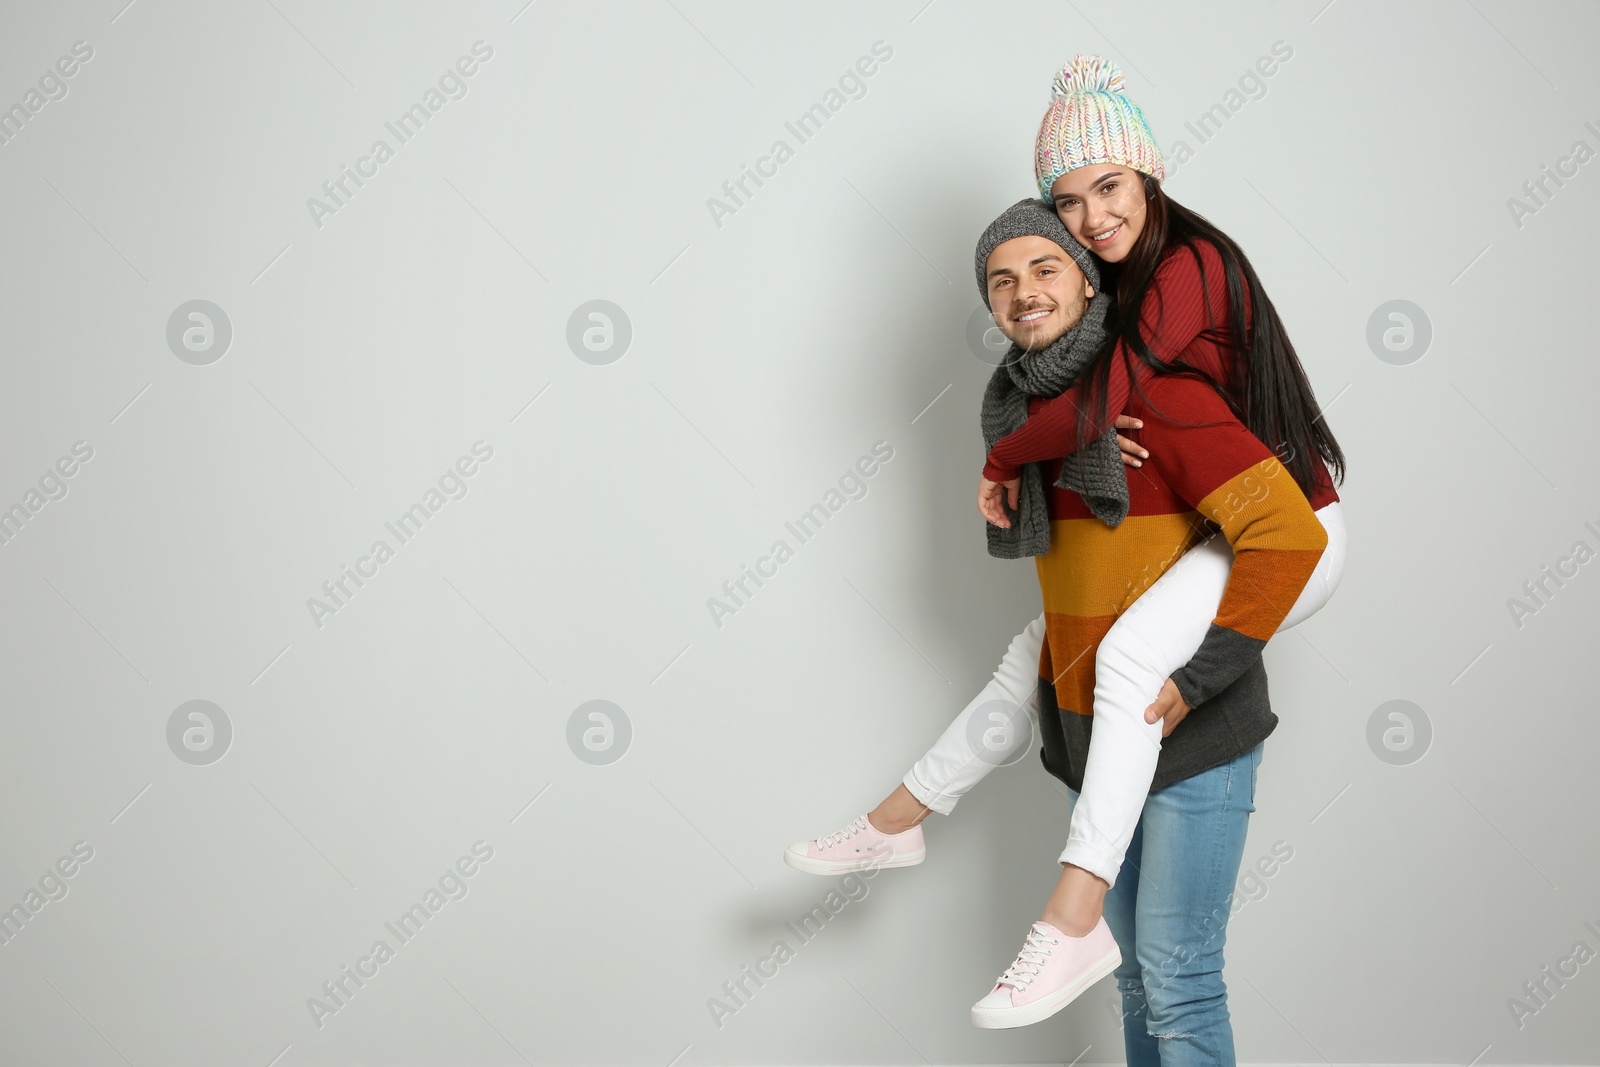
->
xmin=974 ymin=197 xmax=1100 ymax=311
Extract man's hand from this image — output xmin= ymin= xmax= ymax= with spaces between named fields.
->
xmin=1144 ymin=678 xmax=1192 ymax=737
xmin=1114 ymin=414 xmax=1147 ymax=467
xmin=979 ymin=477 xmax=1020 ymax=527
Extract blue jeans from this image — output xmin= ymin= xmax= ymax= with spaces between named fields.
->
xmin=1068 ymin=741 xmax=1262 ymax=1066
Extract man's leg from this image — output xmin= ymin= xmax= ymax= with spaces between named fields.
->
xmin=1128 ymin=742 xmax=1260 ymax=1065
xmin=1081 ymin=784 xmax=1163 ymax=1067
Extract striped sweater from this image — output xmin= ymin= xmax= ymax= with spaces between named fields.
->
xmin=991 ymin=240 xmax=1334 ymax=791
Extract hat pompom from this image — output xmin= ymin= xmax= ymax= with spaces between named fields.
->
xmin=1050 ymin=54 xmax=1125 ymax=96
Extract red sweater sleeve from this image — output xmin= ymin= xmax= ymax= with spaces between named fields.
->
xmin=982 ymin=240 xmax=1238 ymax=482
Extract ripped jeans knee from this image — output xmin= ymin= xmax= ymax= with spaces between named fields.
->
xmin=1142 ymin=971 xmax=1227 ymax=1041
xmin=1112 ymin=975 xmax=1214 ymax=1041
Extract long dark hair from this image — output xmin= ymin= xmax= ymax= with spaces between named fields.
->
xmin=1069 ymin=174 xmax=1345 ymax=500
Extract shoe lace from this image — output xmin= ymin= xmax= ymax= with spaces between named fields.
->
xmin=996 ymin=922 xmax=1058 ymax=990
xmin=817 ymin=816 xmax=869 ymax=849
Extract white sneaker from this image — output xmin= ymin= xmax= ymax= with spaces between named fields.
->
xmin=783 ymin=814 xmax=925 ymax=874
xmin=970 ymin=917 xmax=1121 ymax=1029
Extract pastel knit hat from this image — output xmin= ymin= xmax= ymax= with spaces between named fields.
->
xmin=1034 ymin=55 xmax=1164 ymax=202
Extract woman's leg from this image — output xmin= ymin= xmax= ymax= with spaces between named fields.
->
xmin=877 ymin=500 xmax=1345 ymax=835
xmin=1128 ymin=741 xmax=1261 ymax=1065
xmin=891 ymin=610 xmax=1046 ymax=820
xmin=1043 ymin=501 xmax=1345 ymax=930
xmin=786 ymin=612 xmax=1046 ymax=872
xmin=1057 ymin=535 xmax=1232 ymax=890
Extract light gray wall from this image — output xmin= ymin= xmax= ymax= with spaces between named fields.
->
xmin=1 ymin=0 xmax=1596 ymax=1064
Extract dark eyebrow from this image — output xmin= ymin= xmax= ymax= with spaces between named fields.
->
xmin=1054 ymin=170 xmax=1121 ymax=202
xmin=987 ymin=252 xmax=1064 ymax=280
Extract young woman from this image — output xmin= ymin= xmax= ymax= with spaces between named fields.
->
xmin=786 ymin=56 xmax=1347 ymax=1058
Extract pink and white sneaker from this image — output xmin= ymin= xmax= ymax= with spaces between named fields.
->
xmin=783 ymin=814 xmax=925 ymax=874
xmin=970 ymin=917 xmax=1121 ymax=1029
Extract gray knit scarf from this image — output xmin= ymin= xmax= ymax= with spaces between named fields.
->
xmin=980 ymin=291 xmax=1130 ymax=559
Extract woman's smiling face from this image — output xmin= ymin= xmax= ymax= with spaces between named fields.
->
xmin=1049 ymin=165 xmax=1148 ymax=263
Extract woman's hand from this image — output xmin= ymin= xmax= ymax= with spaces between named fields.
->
xmin=1144 ymin=678 xmax=1192 ymax=737
xmin=1114 ymin=414 xmax=1147 ymax=467
xmin=979 ymin=477 xmax=1020 ymax=527
xmin=980 ymin=412 xmax=1146 ymax=527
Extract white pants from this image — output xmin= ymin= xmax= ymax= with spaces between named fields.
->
xmin=903 ymin=501 xmax=1347 ymax=888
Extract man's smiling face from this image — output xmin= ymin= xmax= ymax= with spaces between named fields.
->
xmin=984 ymin=234 xmax=1095 ymax=352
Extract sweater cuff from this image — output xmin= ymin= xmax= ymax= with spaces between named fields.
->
xmin=983 ymin=457 xmax=1020 ymax=483
xmin=1168 ymin=621 xmax=1267 ymax=710
xmin=1169 ymin=668 xmax=1202 ymax=712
